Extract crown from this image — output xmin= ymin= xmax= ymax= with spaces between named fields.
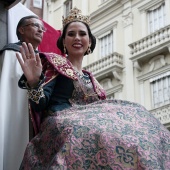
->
xmin=62 ymin=7 xmax=90 ymax=28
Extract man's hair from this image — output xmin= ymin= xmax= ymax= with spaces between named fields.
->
xmin=16 ymin=15 xmax=39 ymax=40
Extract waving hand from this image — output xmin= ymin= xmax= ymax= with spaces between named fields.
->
xmin=16 ymin=42 xmax=42 ymax=88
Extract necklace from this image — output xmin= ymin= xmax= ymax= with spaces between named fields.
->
xmin=73 ymin=71 xmax=98 ymax=100
xmin=75 ymin=70 xmax=91 ymax=84
xmin=71 ymin=65 xmax=97 ymax=98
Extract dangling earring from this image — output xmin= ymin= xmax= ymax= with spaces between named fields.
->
xmin=87 ymin=45 xmax=91 ymax=55
xmin=63 ymin=44 xmax=66 ymax=54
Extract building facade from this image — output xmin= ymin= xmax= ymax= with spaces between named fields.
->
xmin=43 ymin=0 xmax=170 ymax=129
xmin=0 ymin=0 xmax=21 ymax=49
xmin=21 ymin=0 xmax=44 ymax=18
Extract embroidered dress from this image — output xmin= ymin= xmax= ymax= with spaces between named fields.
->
xmin=20 ymin=72 xmax=170 ymax=170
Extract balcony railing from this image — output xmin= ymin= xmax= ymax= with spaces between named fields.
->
xmin=150 ymin=104 xmax=170 ymax=125
xmin=129 ymin=25 xmax=170 ymax=59
xmin=84 ymin=52 xmax=123 ymax=79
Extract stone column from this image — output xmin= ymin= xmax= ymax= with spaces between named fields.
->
xmin=122 ymin=0 xmax=135 ymax=101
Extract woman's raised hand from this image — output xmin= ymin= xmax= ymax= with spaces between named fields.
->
xmin=16 ymin=42 xmax=42 ymax=88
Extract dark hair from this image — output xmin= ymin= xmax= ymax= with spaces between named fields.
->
xmin=16 ymin=15 xmax=39 ymax=40
xmin=57 ymin=21 xmax=96 ymax=56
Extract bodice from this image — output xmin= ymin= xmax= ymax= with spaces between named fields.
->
xmin=69 ymin=71 xmax=100 ymax=105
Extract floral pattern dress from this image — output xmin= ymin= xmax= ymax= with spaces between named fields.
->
xmin=19 ymin=70 xmax=170 ymax=170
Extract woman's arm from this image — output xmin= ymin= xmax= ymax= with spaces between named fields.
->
xmin=29 ymin=78 xmax=57 ymax=112
xmin=18 ymin=73 xmax=57 ymax=112
xmin=16 ymin=42 xmax=57 ymax=112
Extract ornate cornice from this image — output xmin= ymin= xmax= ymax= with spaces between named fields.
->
xmin=90 ymin=0 xmax=122 ymax=25
xmin=138 ymin=0 xmax=164 ymax=12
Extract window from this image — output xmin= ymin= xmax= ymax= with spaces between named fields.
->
xmin=148 ymin=2 xmax=166 ymax=33
xmin=65 ymin=0 xmax=72 ymax=17
xmin=33 ymin=0 xmax=42 ymax=8
xmin=150 ymin=73 xmax=170 ymax=108
xmin=99 ymin=31 xmax=113 ymax=58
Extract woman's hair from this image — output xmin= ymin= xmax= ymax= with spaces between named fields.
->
xmin=16 ymin=15 xmax=39 ymax=40
xmin=57 ymin=21 xmax=96 ymax=56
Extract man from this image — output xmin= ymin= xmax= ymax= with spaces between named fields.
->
xmin=0 ymin=15 xmax=45 ymax=170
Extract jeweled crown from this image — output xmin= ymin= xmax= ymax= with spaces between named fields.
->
xmin=62 ymin=7 xmax=90 ymax=28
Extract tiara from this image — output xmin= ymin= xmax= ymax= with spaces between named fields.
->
xmin=62 ymin=7 xmax=90 ymax=27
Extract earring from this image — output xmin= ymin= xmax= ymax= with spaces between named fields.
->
xmin=63 ymin=44 xmax=66 ymax=54
xmin=87 ymin=45 xmax=91 ymax=55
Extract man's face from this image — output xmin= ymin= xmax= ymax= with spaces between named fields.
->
xmin=19 ymin=18 xmax=45 ymax=49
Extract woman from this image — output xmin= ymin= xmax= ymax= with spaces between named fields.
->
xmin=17 ymin=7 xmax=170 ymax=170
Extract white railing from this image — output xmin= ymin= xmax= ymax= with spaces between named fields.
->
xmin=150 ymin=104 xmax=170 ymax=125
xmin=84 ymin=52 xmax=123 ymax=75
xmin=129 ymin=25 xmax=170 ymax=56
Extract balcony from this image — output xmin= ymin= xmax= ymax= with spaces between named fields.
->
xmin=84 ymin=52 xmax=124 ymax=80
xmin=150 ymin=104 xmax=170 ymax=125
xmin=129 ymin=25 xmax=170 ymax=63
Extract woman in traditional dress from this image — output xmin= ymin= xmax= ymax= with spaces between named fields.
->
xmin=16 ymin=7 xmax=170 ymax=170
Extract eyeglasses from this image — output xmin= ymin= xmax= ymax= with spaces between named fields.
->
xmin=23 ymin=22 xmax=47 ymax=32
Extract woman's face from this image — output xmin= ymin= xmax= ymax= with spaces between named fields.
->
xmin=63 ymin=22 xmax=91 ymax=57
